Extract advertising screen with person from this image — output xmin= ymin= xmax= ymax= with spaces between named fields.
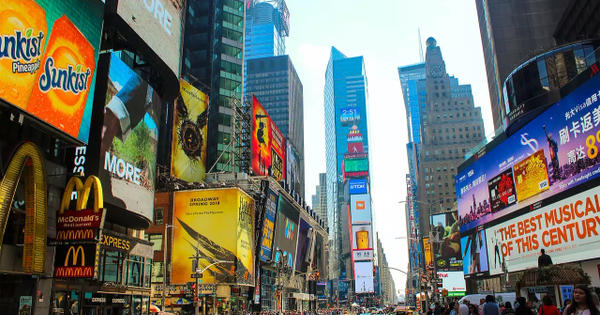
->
xmin=430 ymin=212 xmax=462 ymax=271
xmin=251 ymin=95 xmax=286 ymax=181
xmin=456 ymin=73 xmax=600 ymax=233
xmin=460 ymin=228 xmax=489 ymax=277
xmin=0 ymin=0 xmax=103 ymax=143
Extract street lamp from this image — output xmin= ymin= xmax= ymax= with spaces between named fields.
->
xmin=162 ymin=224 xmax=177 ymax=311
xmin=193 ymin=260 xmax=234 ymax=315
xmin=271 ymin=249 xmax=293 ymax=314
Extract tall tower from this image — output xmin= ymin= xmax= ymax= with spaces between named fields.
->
xmin=324 ymin=47 xmax=373 ymax=302
xmin=245 ymin=0 xmax=289 ymax=60
xmin=416 ymin=37 xmax=486 ymax=235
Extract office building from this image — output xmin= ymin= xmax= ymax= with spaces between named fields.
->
xmin=398 ymin=63 xmax=427 ymax=143
xmin=554 ymin=0 xmax=600 ymax=44
xmin=245 ymin=55 xmax=305 ymax=197
xmin=474 ymin=0 xmax=569 ymax=131
xmin=245 ymin=0 xmax=289 ymax=60
xmin=181 ymin=0 xmax=245 ymax=172
xmin=311 ymin=173 xmax=328 ymax=228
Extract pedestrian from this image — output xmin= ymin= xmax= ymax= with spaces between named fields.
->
xmin=483 ymin=295 xmax=501 ymax=315
xmin=459 ymin=302 xmax=470 ymax=315
xmin=538 ymin=249 xmax=553 ymax=267
xmin=516 ymin=297 xmax=535 ymax=315
xmin=449 ymin=302 xmax=458 ymax=315
xmin=538 ymin=296 xmax=560 ymax=315
xmin=563 ymin=285 xmax=600 ymax=315
xmin=480 ymin=299 xmax=487 ymax=315
xmin=435 ymin=302 xmax=443 ymax=315
xmin=561 ymin=300 xmax=571 ymax=313
xmin=503 ymin=302 xmax=515 ymax=315
xmin=469 ymin=304 xmax=479 ymax=315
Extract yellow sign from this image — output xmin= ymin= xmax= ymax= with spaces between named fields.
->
xmin=65 ymin=245 xmax=85 ymax=266
xmin=0 ymin=142 xmax=47 ymax=274
xmin=171 ymin=188 xmax=254 ymax=285
xmin=59 ymin=176 xmax=103 ymax=213
xmin=423 ymin=237 xmax=433 ymax=267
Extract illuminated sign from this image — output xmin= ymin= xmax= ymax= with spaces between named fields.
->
xmin=437 ymin=271 xmax=466 ymax=295
xmin=273 ymin=195 xmax=299 ymax=268
xmin=350 ymin=194 xmax=371 ymax=224
xmin=100 ymin=233 xmax=131 ymax=251
xmin=460 ymin=229 xmax=489 ymax=277
xmin=251 ymin=95 xmax=286 ymax=180
xmin=57 ymin=176 xmax=104 ymax=240
xmin=344 ymin=157 xmax=368 ymax=174
xmin=0 ymin=0 xmax=103 ymax=143
xmin=457 ymin=72 xmax=600 ymax=233
xmin=354 ymin=260 xmax=375 ymax=294
xmin=430 ymin=212 xmax=462 ymax=271
xmin=54 ymin=244 xmax=97 ymax=278
xmin=0 ymin=142 xmax=47 ymax=274
xmin=259 ymin=188 xmax=278 ymax=262
xmin=349 ymin=179 xmax=367 ymax=195
xmin=351 ymin=224 xmax=372 ymax=250
xmin=352 ymin=249 xmax=373 ymax=261
xmin=340 ymin=107 xmax=361 ymax=126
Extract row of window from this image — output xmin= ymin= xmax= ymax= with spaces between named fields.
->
xmin=96 ymin=249 xmax=152 ymax=288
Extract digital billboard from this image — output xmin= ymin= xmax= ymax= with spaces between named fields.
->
xmin=170 ymin=79 xmax=208 ymax=182
xmin=436 ymin=271 xmax=466 ymax=296
xmin=117 ymin=0 xmax=183 ymax=77
xmin=351 ymin=224 xmax=373 ymax=250
xmin=172 ymin=188 xmax=255 ymax=285
xmin=430 ymin=212 xmax=462 ymax=271
xmin=485 ymin=186 xmax=600 ymax=275
xmin=259 ymin=188 xmax=278 ymax=262
xmin=285 ymin=142 xmax=301 ymax=196
xmin=457 ymin=72 xmax=600 ymax=233
xmin=349 ymin=179 xmax=368 ymax=194
xmin=273 ymin=195 xmax=299 ymax=268
xmin=98 ymin=53 xmax=162 ymax=221
xmin=460 ymin=228 xmax=489 ymax=277
xmin=350 ymin=194 xmax=372 ymax=224
xmin=423 ymin=237 xmax=433 ymax=267
xmin=0 ymin=0 xmax=103 ymax=143
xmin=340 ymin=107 xmax=360 ymax=126
xmin=295 ymin=218 xmax=311 ymax=272
xmin=251 ymin=95 xmax=285 ymax=181
xmin=354 ymin=260 xmax=375 ymax=294
xmin=344 ymin=157 xmax=369 ymax=174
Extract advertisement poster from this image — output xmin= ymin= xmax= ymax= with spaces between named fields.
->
xmin=295 ymin=218 xmax=311 ymax=272
xmin=354 ymin=260 xmax=375 ymax=294
xmin=251 ymin=95 xmax=286 ymax=181
xmin=117 ymin=0 xmax=183 ymax=76
xmin=460 ymin=229 xmax=489 ymax=276
xmin=340 ymin=107 xmax=361 ymax=126
xmin=0 ymin=0 xmax=103 ymax=143
xmin=351 ymin=224 xmax=373 ymax=250
xmin=349 ymin=179 xmax=368 ymax=195
xmin=259 ymin=188 xmax=278 ymax=262
xmin=285 ymin=143 xmax=301 ymax=196
xmin=423 ymin=237 xmax=433 ymax=267
xmin=54 ymin=244 xmax=98 ymax=278
xmin=350 ymin=194 xmax=372 ymax=224
xmin=273 ymin=195 xmax=299 ymax=268
xmin=98 ymin=53 xmax=162 ymax=221
xmin=315 ymin=233 xmax=327 ymax=279
xmin=456 ymin=73 xmax=600 ymax=233
xmin=19 ymin=296 xmax=32 ymax=315
xmin=430 ymin=212 xmax=462 ymax=270
xmin=485 ymin=186 xmax=600 ymax=276
xmin=172 ymin=188 xmax=255 ymax=285
xmin=170 ymin=79 xmax=209 ymax=182
xmin=436 ymin=271 xmax=466 ymax=296
xmin=488 ymin=168 xmax=517 ymax=212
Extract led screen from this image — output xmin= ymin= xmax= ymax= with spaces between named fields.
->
xmin=273 ymin=195 xmax=299 ymax=268
xmin=354 ymin=260 xmax=374 ymax=294
xmin=259 ymin=188 xmax=278 ymax=262
xmin=295 ymin=218 xmax=311 ymax=272
xmin=430 ymin=212 xmax=462 ymax=271
xmin=350 ymin=194 xmax=371 ymax=224
xmin=460 ymin=228 xmax=489 ymax=277
xmin=251 ymin=95 xmax=285 ymax=181
xmin=436 ymin=271 xmax=466 ymax=296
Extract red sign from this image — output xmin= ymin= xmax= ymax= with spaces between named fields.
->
xmin=57 ymin=208 xmax=104 ymax=230
xmin=251 ymin=95 xmax=285 ymax=180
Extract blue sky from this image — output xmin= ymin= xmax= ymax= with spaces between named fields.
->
xmin=284 ymin=0 xmax=495 ymax=293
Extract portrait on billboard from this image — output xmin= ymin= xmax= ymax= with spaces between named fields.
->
xmin=0 ymin=0 xmax=103 ymax=143
xmin=460 ymin=228 xmax=489 ymax=275
xmin=457 ymin=73 xmax=600 ymax=233
xmin=98 ymin=53 xmax=162 ymax=221
xmin=170 ymin=79 xmax=208 ymax=182
xmin=430 ymin=212 xmax=462 ymax=270
xmin=171 ymin=188 xmax=255 ymax=285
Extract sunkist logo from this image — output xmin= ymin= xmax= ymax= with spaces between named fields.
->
xmin=0 ymin=29 xmax=45 ymax=73
xmin=38 ymin=57 xmax=92 ymax=94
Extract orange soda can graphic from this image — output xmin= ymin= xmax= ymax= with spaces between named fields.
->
xmin=28 ymin=15 xmax=95 ymax=138
xmin=0 ymin=0 xmax=47 ymax=109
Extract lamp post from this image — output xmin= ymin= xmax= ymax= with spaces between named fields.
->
xmin=162 ymin=224 xmax=177 ymax=311
xmin=272 ymin=249 xmax=292 ymax=314
xmin=193 ymin=260 xmax=234 ymax=315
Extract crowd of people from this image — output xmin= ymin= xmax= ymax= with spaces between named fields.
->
xmin=426 ymin=286 xmax=600 ymax=315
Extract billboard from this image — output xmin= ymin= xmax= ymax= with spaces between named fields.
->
xmin=54 ymin=244 xmax=98 ymax=278
xmin=457 ymin=72 xmax=600 ymax=233
xmin=295 ymin=218 xmax=311 ymax=272
xmin=172 ymin=188 xmax=255 ymax=285
xmin=351 ymin=224 xmax=373 ymax=250
xmin=344 ymin=157 xmax=369 ymax=174
xmin=354 ymin=260 xmax=375 ymax=294
xmin=259 ymin=188 xmax=278 ymax=262
xmin=251 ymin=95 xmax=286 ymax=181
xmin=0 ymin=0 xmax=103 ymax=143
xmin=170 ymin=79 xmax=208 ymax=182
xmin=436 ymin=271 xmax=466 ymax=296
xmin=285 ymin=143 xmax=301 ymax=196
xmin=423 ymin=237 xmax=433 ymax=267
xmin=460 ymin=228 xmax=489 ymax=277
xmin=273 ymin=195 xmax=299 ymax=268
xmin=430 ymin=212 xmax=462 ymax=271
xmin=97 ymin=53 xmax=162 ymax=221
xmin=117 ymin=0 xmax=183 ymax=76
xmin=350 ymin=194 xmax=372 ymax=224
xmin=485 ymin=186 xmax=600 ymax=275
xmin=349 ymin=179 xmax=368 ymax=194
xmin=340 ymin=107 xmax=361 ymax=126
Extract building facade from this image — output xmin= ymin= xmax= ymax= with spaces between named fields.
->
xmin=244 ymin=0 xmax=289 ymax=60
xmin=311 ymin=173 xmax=328 ymax=227
xmin=245 ymin=55 xmax=305 ymax=198
xmin=474 ymin=0 xmax=570 ymax=131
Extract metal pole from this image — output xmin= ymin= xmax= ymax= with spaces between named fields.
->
xmin=162 ymin=224 xmax=168 ymax=312
xmin=213 ymin=269 xmax=217 ymax=315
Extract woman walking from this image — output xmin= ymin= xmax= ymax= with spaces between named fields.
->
xmin=563 ymin=285 xmax=600 ymax=315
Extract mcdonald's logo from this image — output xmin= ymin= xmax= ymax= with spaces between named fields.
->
xmin=60 ymin=176 xmax=103 ymax=214
xmin=56 ymin=176 xmax=104 ymax=240
xmin=65 ymin=245 xmax=86 ymax=266
xmin=0 ymin=142 xmax=47 ymax=274
xmin=54 ymin=244 xmax=95 ymax=278
xmin=56 ymin=229 xmax=95 ymax=241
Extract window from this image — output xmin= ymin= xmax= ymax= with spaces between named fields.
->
xmin=154 ymin=208 xmax=164 ymax=225
xmin=100 ymin=250 xmax=123 ymax=283
xmin=152 ymin=261 xmax=164 ymax=283
xmin=126 ymin=255 xmax=144 ymax=287
xmin=148 ymin=234 xmax=163 ymax=251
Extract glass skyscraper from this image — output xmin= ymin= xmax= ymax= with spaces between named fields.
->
xmin=398 ymin=63 xmax=426 ymax=144
xmin=244 ymin=0 xmax=289 ymax=60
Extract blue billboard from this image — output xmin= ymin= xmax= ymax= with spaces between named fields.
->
xmin=457 ymin=72 xmax=600 ymax=233
xmin=259 ymin=188 xmax=278 ymax=262
xmin=349 ymin=179 xmax=367 ymax=194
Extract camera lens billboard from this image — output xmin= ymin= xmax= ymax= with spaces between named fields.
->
xmin=0 ymin=0 xmax=103 ymax=143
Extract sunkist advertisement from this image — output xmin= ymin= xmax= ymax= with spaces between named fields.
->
xmin=457 ymin=72 xmax=600 ymax=233
xmin=0 ymin=0 xmax=103 ymax=143
xmin=98 ymin=53 xmax=162 ymax=221
xmin=171 ymin=188 xmax=255 ymax=285
xmin=251 ymin=95 xmax=285 ymax=181
xmin=171 ymin=79 xmax=208 ymax=182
